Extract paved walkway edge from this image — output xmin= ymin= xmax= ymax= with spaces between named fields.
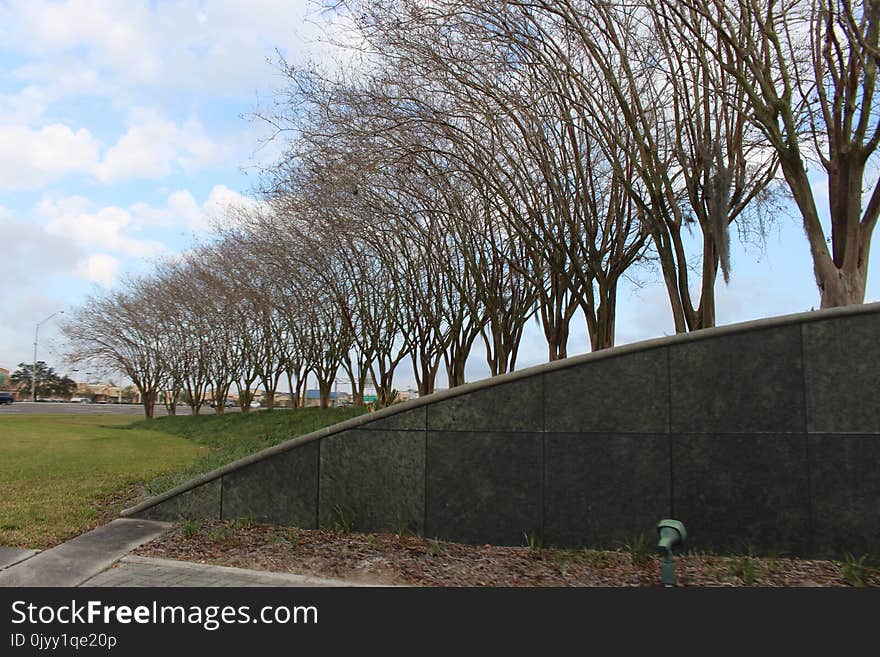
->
xmin=0 ymin=519 xmax=171 ymax=587
xmin=0 ymin=547 xmax=39 ymax=570
xmin=81 ymin=555 xmax=384 ymax=587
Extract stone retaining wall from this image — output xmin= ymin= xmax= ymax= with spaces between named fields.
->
xmin=124 ymin=304 xmax=880 ymax=559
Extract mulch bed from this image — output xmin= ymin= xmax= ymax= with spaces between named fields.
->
xmin=133 ymin=520 xmax=879 ymax=587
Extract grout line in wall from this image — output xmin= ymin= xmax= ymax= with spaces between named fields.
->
xmin=799 ymin=323 xmax=815 ymax=554
xmin=666 ymin=346 xmax=674 ymax=518
xmin=541 ymin=373 xmax=546 ymax=542
xmin=315 ymin=440 xmax=321 ymax=530
xmin=423 ymin=419 xmax=428 ymax=539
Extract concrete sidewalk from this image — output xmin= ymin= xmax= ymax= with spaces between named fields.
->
xmin=0 ymin=519 xmax=369 ymax=588
xmin=0 ymin=518 xmax=171 ymax=587
xmin=0 ymin=546 xmax=38 ymax=570
xmin=82 ymin=555 xmax=368 ymax=587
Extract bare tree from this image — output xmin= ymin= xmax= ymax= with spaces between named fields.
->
xmin=654 ymin=0 xmax=880 ymax=307
xmin=62 ymin=279 xmax=167 ymax=419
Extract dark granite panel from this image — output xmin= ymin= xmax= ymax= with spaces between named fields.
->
xmin=803 ymin=314 xmax=880 ymax=433
xmin=319 ymin=429 xmax=425 ymax=535
xmin=138 ymin=479 xmax=221 ymax=521
xmin=362 ymin=406 xmax=426 ymax=432
xmin=544 ymin=433 xmax=670 ymax=548
xmin=426 ymin=377 xmax=543 ymax=432
xmin=671 ymin=434 xmax=811 ymax=555
xmin=669 ymin=326 xmax=805 ymax=434
xmin=544 ymin=350 xmax=669 ymax=433
xmin=809 ymin=434 xmax=880 ymax=559
xmin=425 ymin=431 xmax=542 ymax=545
xmin=221 ymin=442 xmax=319 ymax=527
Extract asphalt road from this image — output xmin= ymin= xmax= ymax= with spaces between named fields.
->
xmin=0 ymin=401 xmax=237 ymax=416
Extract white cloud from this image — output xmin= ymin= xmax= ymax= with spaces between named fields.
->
xmin=1 ymin=205 xmax=84 ymax=286
xmin=203 ymin=184 xmax=259 ymax=225
xmin=0 ymin=123 xmax=101 ymax=189
xmin=1 ymin=3 xmax=351 ymax=104
xmin=0 ymin=85 xmax=51 ymax=124
xmin=0 ymin=293 xmax=71 ymax=374
xmin=0 ymin=111 xmax=228 ymax=188
xmin=75 ymin=253 xmax=120 ymax=287
xmin=38 ymin=197 xmax=167 ymax=258
xmin=95 ymin=112 xmax=227 ymax=183
xmin=9 ymin=61 xmax=102 ymax=103
xmin=130 ymin=184 xmax=256 ymax=232
xmin=0 ymin=1 xmax=338 ymax=100
xmin=3 ymin=0 xmax=160 ymax=82
xmin=0 ymin=1 xmax=343 ymax=189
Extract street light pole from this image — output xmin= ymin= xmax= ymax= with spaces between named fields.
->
xmin=32 ymin=310 xmax=64 ymax=403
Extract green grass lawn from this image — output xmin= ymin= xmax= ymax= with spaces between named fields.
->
xmin=0 ymin=415 xmax=206 ymax=549
xmin=135 ymin=406 xmax=368 ymax=495
xmin=0 ymin=408 xmax=367 ymax=550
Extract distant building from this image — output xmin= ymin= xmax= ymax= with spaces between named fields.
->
xmin=303 ymin=389 xmax=350 ymax=407
xmin=272 ymin=392 xmax=294 ymax=407
xmin=75 ymin=381 xmax=124 ymax=403
xmin=0 ymin=367 xmax=10 ymax=390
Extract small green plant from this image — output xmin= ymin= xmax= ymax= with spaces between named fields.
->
xmin=622 ymin=534 xmax=652 ymax=566
xmin=209 ymin=524 xmax=232 ymax=542
xmin=233 ymin=513 xmax=256 ymax=530
xmin=332 ymin=506 xmax=354 ymax=533
xmin=523 ymin=531 xmax=543 ymax=550
xmin=551 ymin=549 xmax=588 ymax=573
xmin=284 ymin=527 xmax=300 ymax=545
xmin=591 ymin=550 xmax=617 ymax=568
xmin=731 ymin=553 xmax=761 ymax=586
xmin=763 ymin=548 xmax=792 ymax=575
xmin=181 ymin=519 xmax=202 ymax=539
xmin=427 ymin=539 xmax=446 ymax=557
xmin=841 ymin=553 xmax=869 ymax=587
xmin=372 ymin=389 xmax=402 ymax=411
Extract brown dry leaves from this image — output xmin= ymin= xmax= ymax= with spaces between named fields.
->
xmin=133 ymin=520 xmax=879 ymax=588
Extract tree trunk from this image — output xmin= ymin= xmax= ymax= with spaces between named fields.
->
xmin=817 ymin=255 xmax=867 ymax=308
xmin=295 ymin=372 xmax=308 ymax=408
xmin=696 ymin=237 xmax=718 ymax=331
xmin=141 ymin=391 xmax=155 ymax=419
xmin=319 ymin=381 xmax=333 ymax=408
xmin=594 ymin=284 xmax=617 ymax=350
xmin=778 ymin=155 xmax=868 ymax=308
xmin=546 ymin=323 xmax=569 ymax=361
xmin=375 ymin=365 xmax=395 ymax=408
xmin=653 ymin=228 xmax=689 ymax=334
xmin=413 ymin=353 xmax=439 ymax=397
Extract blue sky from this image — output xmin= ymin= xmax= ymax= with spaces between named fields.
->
xmin=1 ymin=0 xmax=878 ymax=391
xmin=1 ymin=0 xmax=329 ymax=379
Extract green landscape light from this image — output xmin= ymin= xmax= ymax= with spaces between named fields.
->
xmin=657 ymin=519 xmax=687 ymax=587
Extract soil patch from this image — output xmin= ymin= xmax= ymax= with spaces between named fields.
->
xmin=133 ymin=520 xmax=879 ymax=587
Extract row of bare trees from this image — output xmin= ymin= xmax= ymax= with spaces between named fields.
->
xmin=62 ymin=1 xmax=880 ymax=417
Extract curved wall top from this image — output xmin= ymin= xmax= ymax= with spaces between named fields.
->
xmin=124 ymin=303 xmax=880 ymax=559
